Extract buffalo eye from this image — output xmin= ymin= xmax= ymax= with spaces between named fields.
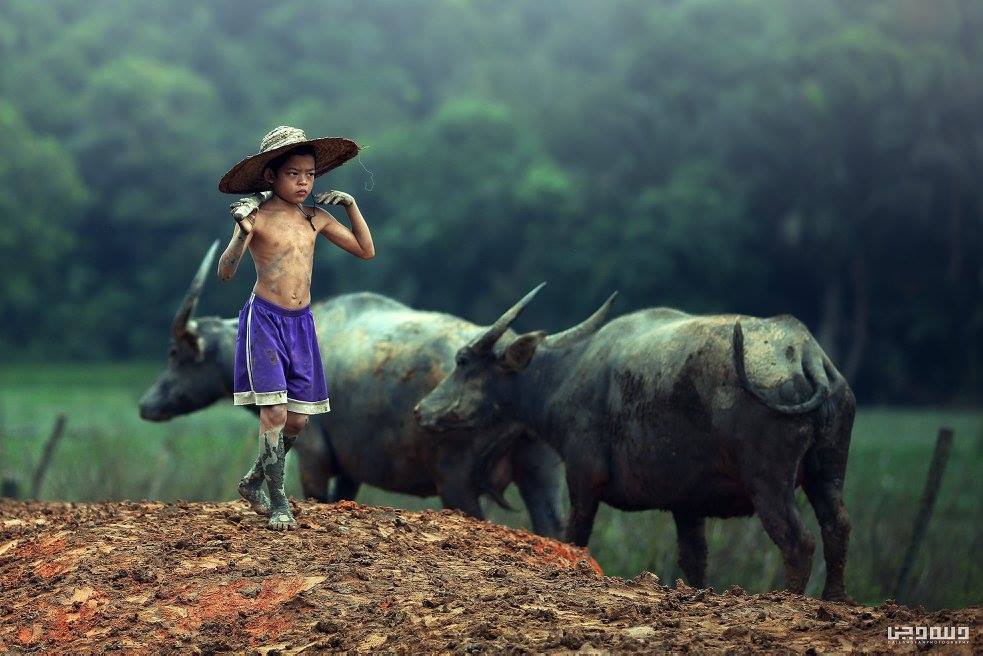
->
xmin=455 ymin=352 xmax=469 ymax=367
xmin=169 ymin=346 xmax=178 ymax=358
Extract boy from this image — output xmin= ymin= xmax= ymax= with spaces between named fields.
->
xmin=216 ymin=125 xmax=375 ymax=530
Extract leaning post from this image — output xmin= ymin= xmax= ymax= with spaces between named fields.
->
xmin=892 ymin=427 xmax=954 ymax=601
xmin=30 ymin=413 xmax=67 ymax=499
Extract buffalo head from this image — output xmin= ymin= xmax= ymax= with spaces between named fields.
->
xmin=138 ymin=240 xmax=237 ymax=420
xmin=414 ymin=283 xmax=616 ymax=431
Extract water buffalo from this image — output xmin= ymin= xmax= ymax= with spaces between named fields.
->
xmin=414 ymin=284 xmax=856 ymax=601
xmin=139 ymin=243 xmax=565 ymax=537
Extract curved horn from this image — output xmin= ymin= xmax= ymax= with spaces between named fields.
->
xmin=172 ymin=240 xmax=220 ymax=337
xmin=544 ymin=291 xmax=618 ymax=349
xmin=472 ymin=282 xmax=547 ymax=354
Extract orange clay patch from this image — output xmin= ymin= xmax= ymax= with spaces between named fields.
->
xmin=133 ymin=575 xmax=331 ymax=645
xmin=529 ymin=537 xmax=603 ymax=575
xmin=15 ymin=586 xmax=110 ymax=646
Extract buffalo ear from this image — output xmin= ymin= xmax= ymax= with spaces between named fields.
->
xmin=501 ymin=331 xmax=546 ymax=372
xmin=178 ymin=320 xmax=206 ymax=362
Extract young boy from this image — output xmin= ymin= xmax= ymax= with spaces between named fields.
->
xmin=216 ymin=125 xmax=375 ymax=530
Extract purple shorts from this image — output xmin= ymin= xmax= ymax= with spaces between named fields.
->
xmin=233 ymin=292 xmax=330 ymax=414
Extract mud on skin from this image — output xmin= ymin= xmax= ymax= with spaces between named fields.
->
xmin=238 ymin=431 xmax=299 ymax=517
xmin=260 ymin=427 xmax=297 ymax=531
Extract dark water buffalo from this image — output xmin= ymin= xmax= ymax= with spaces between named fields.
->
xmin=139 ymin=243 xmax=564 ymax=537
xmin=415 ymin=284 xmax=855 ymax=601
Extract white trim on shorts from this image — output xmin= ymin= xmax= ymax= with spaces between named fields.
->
xmin=233 ymin=390 xmax=288 ymax=406
xmin=233 ymin=391 xmax=330 ymax=413
xmin=286 ymin=397 xmax=331 ymax=414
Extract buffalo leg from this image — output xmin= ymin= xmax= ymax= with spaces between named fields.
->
xmin=673 ymin=512 xmax=708 ymax=589
xmin=563 ymin=470 xmax=602 ymax=547
xmin=562 ymin=446 xmax=608 ymax=547
xmin=328 ymin=473 xmax=361 ymax=503
xmin=748 ymin=475 xmax=816 ymax=595
xmin=439 ymin=476 xmax=485 ymax=519
xmin=564 ymin=483 xmax=599 ymax=547
xmin=292 ymin=425 xmax=334 ymax=503
xmin=802 ymin=399 xmax=855 ymax=602
xmin=513 ymin=440 xmax=564 ymax=539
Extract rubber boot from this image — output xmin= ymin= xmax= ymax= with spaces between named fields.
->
xmin=263 ymin=430 xmax=297 ymax=530
xmin=238 ymin=432 xmax=298 ymax=516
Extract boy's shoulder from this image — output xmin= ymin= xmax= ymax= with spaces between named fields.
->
xmin=310 ymin=205 xmax=339 ymax=227
xmin=312 ymin=205 xmax=335 ymax=220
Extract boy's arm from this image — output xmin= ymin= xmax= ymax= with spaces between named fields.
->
xmin=314 ymin=190 xmax=376 ymax=260
xmin=217 ymin=222 xmax=253 ymax=281
xmin=218 ymin=192 xmax=268 ymax=281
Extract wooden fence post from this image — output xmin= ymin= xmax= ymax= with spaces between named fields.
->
xmin=893 ymin=427 xmax=954 ymax=601
xmin=30 ymin=413 xmax=67 ymax=499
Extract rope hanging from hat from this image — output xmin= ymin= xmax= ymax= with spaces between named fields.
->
xmin=302 ymin=147 xmax=374 ymax=229
xmin=265 ymin=142 xmax=374 ymax=229
xmin=356 ymin=150 xmax=375 ymax=192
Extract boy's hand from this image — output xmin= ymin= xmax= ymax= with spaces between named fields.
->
xmin=229 ymin=192 xmax=271 ymax=234
xmin=315 ymin=190 xmax=355 ymax=207
xmin=233 ymin=210 xmax=256 ymax=235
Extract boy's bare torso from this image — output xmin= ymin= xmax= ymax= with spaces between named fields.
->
xmin=218 ymin=150 xmax=374 ymax=308
xmin=249 ymin=204 xmax=326 ymax=308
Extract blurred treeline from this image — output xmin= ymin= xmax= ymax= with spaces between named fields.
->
xmin=1 ymin=0 xmax=980 ymax=404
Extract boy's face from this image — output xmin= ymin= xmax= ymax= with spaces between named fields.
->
xmin=264 ymin=153 xmax=316 ymax=203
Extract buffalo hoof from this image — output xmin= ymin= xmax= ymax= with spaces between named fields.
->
xmin=822 ymin=591 xmax=858 ymax=605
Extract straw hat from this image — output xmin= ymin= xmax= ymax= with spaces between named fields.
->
xmin=218 ymin=125 xmax=359 ymax=194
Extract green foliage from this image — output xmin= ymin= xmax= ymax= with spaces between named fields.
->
xmin=0 ymin=102 xmax=89 ymax=355
xmin=0 ymin=0 xmax=981 ymax=401
xmin=73 ymin=57 xmax=222 ymax=225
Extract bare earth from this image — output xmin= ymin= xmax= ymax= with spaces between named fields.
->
xmin=0 ymin=500 xmax=978 ymax=654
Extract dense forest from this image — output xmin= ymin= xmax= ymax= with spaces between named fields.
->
xmin=1 ymin=0 xmax=980 ymax=403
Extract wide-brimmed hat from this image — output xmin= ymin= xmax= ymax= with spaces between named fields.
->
xmin=218 ymin=125 xmax=359 ymax=194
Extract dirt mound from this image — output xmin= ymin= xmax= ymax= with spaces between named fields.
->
xmin=1 ymin=500 xmax=978 ymax=654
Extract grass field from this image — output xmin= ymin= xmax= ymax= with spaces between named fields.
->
xmin=1 ymin=361 xmax=979 ymax=610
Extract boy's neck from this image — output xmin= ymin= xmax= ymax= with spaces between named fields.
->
xmin=262 ymin=190 xmax=312 ymax=219
xmin=264 ymin=191 xmax=303 ymax=212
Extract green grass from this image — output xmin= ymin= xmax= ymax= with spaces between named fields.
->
xmin=1 ymin=362 xmax=980 ymax=610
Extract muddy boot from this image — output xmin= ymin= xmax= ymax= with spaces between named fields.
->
xmin=262 ymin=430 xmax=297 ymax=531
xmin=237 ymin=432 xmax=299 ymax=516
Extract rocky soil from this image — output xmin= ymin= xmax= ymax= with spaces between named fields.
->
xmin=1 ymin=499 xmax=979 ymax=654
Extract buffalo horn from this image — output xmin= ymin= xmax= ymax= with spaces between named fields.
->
xmin=472 ymin=282 xmax=547 ymax=354
xmin=544 ymin=291 xmax=618 ymax=349
xmin=172 ymin=240 xmax=220 ymax=338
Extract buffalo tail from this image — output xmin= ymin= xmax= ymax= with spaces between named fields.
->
xmin=732 ymin=321 xmax=845 ymax=415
